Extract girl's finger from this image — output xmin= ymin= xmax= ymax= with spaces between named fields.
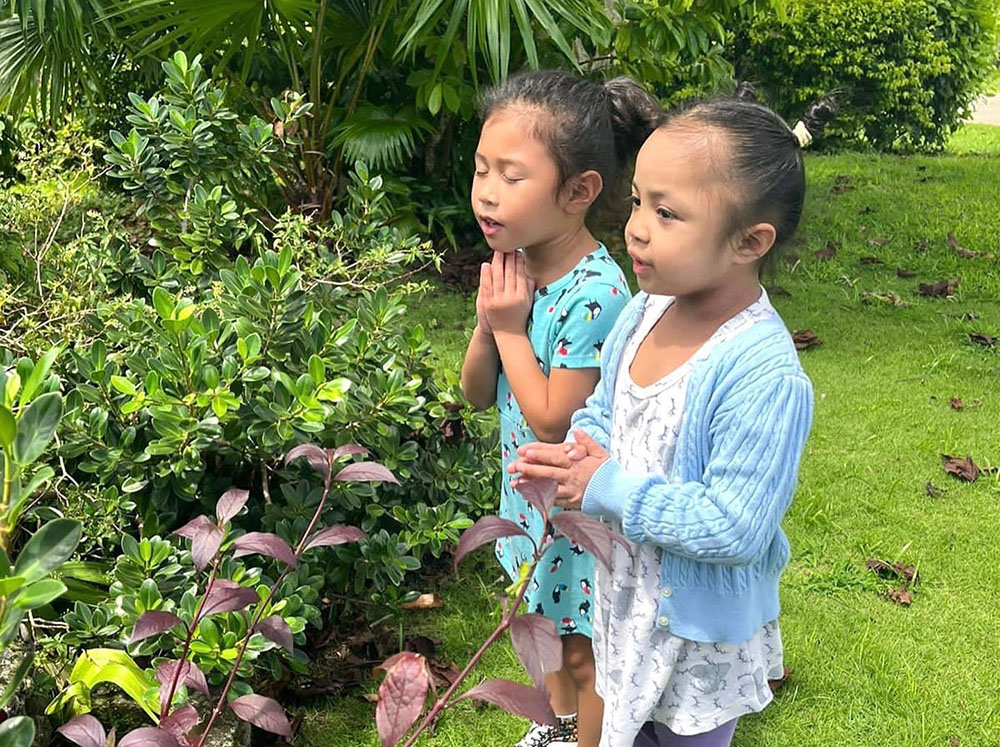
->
xmin=514 ymin=251 xmax=524 ymax=296
xmin=524 ymin=448 xmax=575 ymax=469
xmin=513 ymin=462 xmax=567 ymax=482
xmin=515 ymin=442 xmax=566 ymax=458
xmin=480 ymin=262 xmax=492 ymax=297
xmin=491 ymin=251 xmax=504 ymax=294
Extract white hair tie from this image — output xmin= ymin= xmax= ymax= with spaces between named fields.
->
xmin=792 ymin=120 xmax=813 ymax=148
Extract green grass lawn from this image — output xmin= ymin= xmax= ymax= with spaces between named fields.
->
xmin=300 ymin=126 xmax=1000 ymax=747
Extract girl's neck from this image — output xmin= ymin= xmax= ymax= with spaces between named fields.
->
xmin=522 ymin=225 xmax=598 ymax=289
xmin=670 ymin=273 xmax=762 ymax=328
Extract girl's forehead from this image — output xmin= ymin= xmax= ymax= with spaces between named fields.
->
xmin=478 ymin=110 xmax=549 ymax=155
xmin=636 ymin=126 xmax=728 ymax=187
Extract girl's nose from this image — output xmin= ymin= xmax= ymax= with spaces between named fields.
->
xmin=625 ymin=213 xmax=648 ymax=245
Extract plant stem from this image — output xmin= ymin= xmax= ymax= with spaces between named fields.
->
xmin=399 ymin=531 xmax=549 ymax=747
xmin=162 ymin=556 xmax=222 ymax=719
xmin=196 ymin=466 xmax=334 ymax=745
xmin=0 ymin=446 xmax=15 ymax=552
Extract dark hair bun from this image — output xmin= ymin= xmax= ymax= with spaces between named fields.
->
xmin=604 ymin=77 xmax=663 ymax=164
xmin=734 ymin=81 xmax=759 ymax=102
xmin=801 ymin=91 xmax=841 ymax=140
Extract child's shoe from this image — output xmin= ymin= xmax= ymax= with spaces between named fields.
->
xmin=514 ymin=713 xmax=578 ymax=747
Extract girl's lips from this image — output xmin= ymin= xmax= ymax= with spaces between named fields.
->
xmin=630 ymin=256 xmax=651 ymax=275
xmin=480 ymin=217 xmax=503 ymax=238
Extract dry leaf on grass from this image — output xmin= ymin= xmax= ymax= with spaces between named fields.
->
xmin=401 ymin=593 xmax=444 ymax=611
xmin=917 ymin=278 xmax=960 ymax=298
xmin=814 ymin=242 xmax=839 ymax=261
xmin=832 ymin=175 xmax=854 ymax=193
xmin=969 ymin=332 xmax=996 ymax=348
xmin=949 ymin=397 xmax=964 ymax=411
xmin=859 ymin=256 xmax=884 ymax=265
xmin=947 ymin=233 xmax=977 ymax=259
xmin=886 ymin=587 xmax=913 ymax=606
xmin=867 ymin=236 xmax=888 ymax=247
xmin=792 ymin=330 xmax=822 ymax=351
xmin=925 ymin=482 xmax=947 ymax=499
xmin=942 ymin=454 xmax=979 ymax=482
xmin=896 ymin=268 xmax=916 ymax=279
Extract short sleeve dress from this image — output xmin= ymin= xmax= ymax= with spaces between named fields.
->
xmin=495 ymin=245 xmax=630 ymax=637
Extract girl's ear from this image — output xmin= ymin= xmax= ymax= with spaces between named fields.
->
xmin=734 ymin=222 xmax=777 ymax=264
xmin=561 ymin=170 xmax=604 ymax=215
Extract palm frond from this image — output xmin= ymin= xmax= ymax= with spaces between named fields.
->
xmin=331 ymin=105 xmax=432 ymax=171
xmin=0 ymin=0 xmax=108 ymax=119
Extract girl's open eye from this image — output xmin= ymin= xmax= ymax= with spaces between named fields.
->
xmin=629 ymin=195 xmax=640 ymax=208
xmin=656 ymin=207 xmax=676 ymax=221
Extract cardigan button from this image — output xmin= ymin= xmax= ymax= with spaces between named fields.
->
xmin=658 ymin=615 xmax=669 ymax=627
xmin=661 ymin=587 xmax=672 ymax=598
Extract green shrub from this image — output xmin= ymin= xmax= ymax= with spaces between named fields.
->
xmin=738 ymin=0 xmax=999 ymax=150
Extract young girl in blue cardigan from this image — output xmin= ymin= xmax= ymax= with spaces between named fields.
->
xmin=509 ymin=93 xmax=833 ymax=747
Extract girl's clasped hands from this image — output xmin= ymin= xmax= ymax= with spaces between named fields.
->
xmin=508 ymin=429 xmax=608 ymax=510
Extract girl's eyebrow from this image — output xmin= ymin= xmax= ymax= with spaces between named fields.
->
xmin=632 ymin=182 xmax=670 ymax=202
xmin=475 ymin=153 xmax=526 ymax=169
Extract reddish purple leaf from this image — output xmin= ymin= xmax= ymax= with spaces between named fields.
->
xmin=173 ymin=515 xmax=222 ymax=572
xmin=375 ymin=652 xmax=430 ymax=747
xmin=173 ymin=514 xmax=214 ymax=539
xmin=155 ymin=659 xmax=210 ymax=707
xmin=458 ymin=679 xmax=557 ymax=726
xmin=256 ymin=615 xmax=294 ymax=652
xmin=229 ymin=694 xmax=291 ymax=737
xmin=332 ymin=443 xmax=369 ymax=458
xmin=285 ymin=443 xmax=330 ymax=481
xmin=303 ymin=525 xmax=365 ymax=551
xmin=550 ymin=512 xmax=631 ymax=571
xmin=334 ymin=461 xmax=399 ymax=484
xmin=57 ymin=714 xmax=106 ymax=747
xmin=454 ymin=515 xmax=531 ymax=569
xmin=509 ymin=614 xmax=562 ymax=688
xmin=216 ymin=488 xmax=250 ymax=525
xmin=159 ymin=705 xmax=200 ymax=739
xmin=128 ymin=611 xmax=184 ymax=644
xmin=517 ymin=478 xmax=558 ymax=517
xmin=200 ymin=579 xmax=259 ymax=618
xmin=118 ymin=727 xmax=181 ymax=747
xmin=232 ymin=532 xmax=298 ymax=567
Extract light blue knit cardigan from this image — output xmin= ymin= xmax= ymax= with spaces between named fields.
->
xmin=574 ymin=291 xmax=813 ymax=644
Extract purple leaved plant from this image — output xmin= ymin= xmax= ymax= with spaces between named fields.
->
xmin=374 ymin=478 xmax=630 ymax=747
xmin=59 ymin=443 xmax=396 ymax=747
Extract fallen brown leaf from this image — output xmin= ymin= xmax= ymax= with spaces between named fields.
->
xmin=917 ymin=278 xmax=960 ymax=298
xmin=893 ymin=588 xmax=914 ymax=605
xmin=896 ymin=268 xmax=916 ymax=278
xmin=925 ymin=482 xmax=947 ymax=499
xmin=832 ymin=175 xmax=854 ymax=193
xmin=859 ymin=256 xmax=884 ymax=265
xmin=814 ymin=241 xmax=839 ymax=261
xmin=401 ymin=593 xmax=444 ymax=611
xmin=867 ymin=236 xmax=889 ymax=247
xmin=792 ymin=330 xmax=822 ymax=351
xmin=949 ymin=397 xmax=964 ymax=411
xmin=942 ymin=454 xmax=979 ymax=482
xmin=866 ymin=559 xmax=918 ymax=584
xmin=947 ymin=233 xmax=977 ymax=259
xmin=767 ymin=666 xmax=792 ymax=693
xmin=969 ymin=332 xmax=996 ymax=347
xmin=950 ymin=738 xmax=961 ymax=746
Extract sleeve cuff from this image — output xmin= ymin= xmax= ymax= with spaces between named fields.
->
xmin=581 ymin=458 xmax=645 ymax=521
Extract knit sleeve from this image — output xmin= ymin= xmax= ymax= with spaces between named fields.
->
xmin=582 ymin=373 xmax=813 ymax=566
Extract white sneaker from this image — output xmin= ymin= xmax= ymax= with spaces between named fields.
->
xmin=514 ymin=714 xmax=578 ymax=747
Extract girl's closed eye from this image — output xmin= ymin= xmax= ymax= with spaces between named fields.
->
xmin=503 ymin=174 xmax=524 ymax=184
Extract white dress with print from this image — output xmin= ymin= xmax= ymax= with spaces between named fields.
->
xmin=592 ymin=291 xmax=785 ymax=747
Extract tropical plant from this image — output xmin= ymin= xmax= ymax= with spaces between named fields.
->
xmin=373 ymin=479 xmax=628 ymax=747
xmin=54 ymin=443 xmax=381 ymax=746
